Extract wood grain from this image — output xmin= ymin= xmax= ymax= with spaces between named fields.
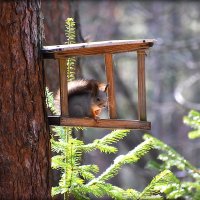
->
xmin=0 ymin=2 xmax=51 ymax=199
xmin=59 ymin=58 xmax=69 ymax=116
xmin=105 ymin=53 xmax=117 ymax=119
xmin=48 ymin=116 xmax=151 ymax=130
xmin=137 ymin=50 xmax=146 ymax=121
xmin=42 ymin=39 xmax=155 ymax=58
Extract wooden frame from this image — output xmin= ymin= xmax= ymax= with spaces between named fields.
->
xmin=42 ymin=39 xmax=155 ymax=130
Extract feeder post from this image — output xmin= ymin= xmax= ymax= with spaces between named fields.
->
xmin=105 ymin=53 xmax=117 ymax=119
xmin=59 ymin=58 xmax=69 ymax=116
xmin=137 ymin=50 xmax=147 ymax=121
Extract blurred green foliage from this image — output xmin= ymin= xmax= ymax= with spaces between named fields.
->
xmin=184 ymin=110 xmax=200 ymax=139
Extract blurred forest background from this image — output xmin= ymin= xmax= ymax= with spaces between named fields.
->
xmin=42 ymin=0 xmax=200 ymax=195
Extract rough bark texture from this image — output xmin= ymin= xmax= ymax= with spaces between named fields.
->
xmin=42 ymin=0 xmax=71 ymax=93
xmin=0 ymin=1 xmax=51 ymax=199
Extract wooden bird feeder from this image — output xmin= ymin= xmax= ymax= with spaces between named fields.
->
xmin=42 ymin=39 xmax=155 ymax=130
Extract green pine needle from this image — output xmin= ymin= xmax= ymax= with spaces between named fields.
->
xmin=65 ymin=18 xmax=76 ymax=81
xmin=45 ymin=87 xmax=59 ymax=115
xmin=83 ymin=129 xmax=130 ymax=154
xmin=139 ymin=170 xmax=180 ymax=199
xmin=143 ymin=134 xmax=196 ymax=172
xmin=87 ymin=137 xmax=154 ymax=184
xmin=184 ymin=110 xmax=200 ymax=139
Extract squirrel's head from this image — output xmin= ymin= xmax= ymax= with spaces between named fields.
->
xmin=94 ymin=83 xmax=108 ymax=108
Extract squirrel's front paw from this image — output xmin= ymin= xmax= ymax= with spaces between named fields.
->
xmin=92 ymin=108 xmax=101 ymax=121
xmin=94 ymin=116 xmax=100 ymax=122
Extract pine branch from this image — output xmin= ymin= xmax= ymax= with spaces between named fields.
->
xmin=184 ymin=110 xmax=200 ymax=139
xmin=52 ymin=186 xmax=63 ymax=197
xmin=75 ymin=182 xmax=139 ymax=200
xmin=180 ymin=181 xmax=200 ymax=199
xmin=82 ymin=130 xmax=130 ymax=154
xmin=98 ymin=129 xmax=130 ymax=145
xmin=51 ymin=18 xmax=83 ymax=199
xmin=45 ymin=87 xmax=59 ymax=115
xmin=107 ymin=186 xmax=139 ymax=200
xmin=65 ymin=18 xmax=76 ymax=81
xmin=65 ymin=18 xmax=76 ymax=45
xmin=87 ymin=137 xmax=154 ymax=185
xmin=51 ymin=126 xmax=84 ymax=198
xmin=78 ymin=165 xmax=99 ymax=181
xmin=143 ymin=133 xmax=200 ymax=199
xmin=183 ymin=110 xmax=200 ymax=130
xmin=143 ymin=134 xmax=197 ymax=173
xmin=139 ymin=170 xmax=180 ymax=199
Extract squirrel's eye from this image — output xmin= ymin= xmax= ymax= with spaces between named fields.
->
xmin=96 ymin=97 xmax=100 ymax=101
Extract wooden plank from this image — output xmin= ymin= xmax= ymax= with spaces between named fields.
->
xmin=60 ymin=118 xmax=151 ymax=130
xmin=137 ymin=50 xmax=146 ymax=121
xmin=105 ymin=53 xmax=117 ymax=119
xmin=48 ymin=116 xmax=151 ymax=130
xmin=59 ymin=58 xmax=69 ymax=116
xmin=41 ymin=39 xmax=155 ymax=58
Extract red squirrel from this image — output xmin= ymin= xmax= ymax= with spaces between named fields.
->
xmin=55 ymin=79 xmax=108 ymax=120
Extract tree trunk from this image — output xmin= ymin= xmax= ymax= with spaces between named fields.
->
xmin=0 ymin=1 xmax=51 ymax=199
xmin=42 ymin=0 xmax=71 ymax=93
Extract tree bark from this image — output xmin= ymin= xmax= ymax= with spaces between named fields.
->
xmin=42 ymin=0 xmax=71 ymax=93
xmin=0 ymin=1 xmax=50 ymax=199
